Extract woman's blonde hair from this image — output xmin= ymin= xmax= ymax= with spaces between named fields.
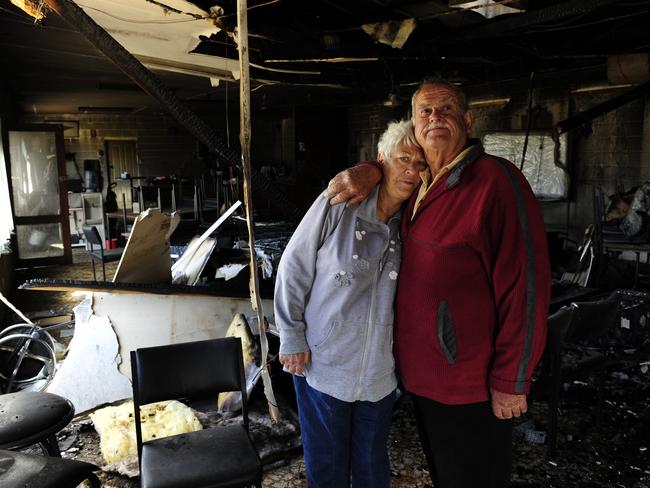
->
xmin=377 ymin=119 xmax=419 ymax=159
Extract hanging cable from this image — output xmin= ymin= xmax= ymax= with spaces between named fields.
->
xmin=520 ymin=71 xmax=535 ymax=171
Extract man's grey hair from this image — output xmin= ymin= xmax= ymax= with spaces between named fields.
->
xmin=377 ymin=119 xmax=419 ymax=159
xmin=410 ymin=77 xmax=468 ymax=116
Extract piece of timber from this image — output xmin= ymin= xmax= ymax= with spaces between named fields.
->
xmin=20 ymin=279 xmax=273 ymax=299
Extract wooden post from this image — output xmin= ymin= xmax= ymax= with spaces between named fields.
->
xmin=237 ymin=0 xmax=279 ymax=421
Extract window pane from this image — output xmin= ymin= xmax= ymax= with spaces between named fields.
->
xmin=483 ymin=132 xmax=569 ymax=200
xmin=15 ymin=223 xmax=64 ymax=259
xmin=9 ymin=131 xmax=61 ymax=217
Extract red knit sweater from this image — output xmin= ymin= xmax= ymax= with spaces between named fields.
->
xmin=394 ymin=144 xmax=551 ymax=404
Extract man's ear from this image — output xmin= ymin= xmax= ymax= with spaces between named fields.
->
xmin=464 ymin=110 xmax=473 ymax=131
xmin=377 ymin=152 xmax=385 ymax=163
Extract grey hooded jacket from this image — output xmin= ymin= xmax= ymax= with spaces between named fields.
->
xmin=274 ymin=186 xmax=400 ymax=402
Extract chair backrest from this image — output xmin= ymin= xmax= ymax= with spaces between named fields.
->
xmin=130 ymin=337 xmax=248 ymax=459
xmin=546 ymin=304 xmax=576 ymax=356
xmin=568 ymin=292 xmax=619 ymax=344
xmin=82 ymin=225 xmax=103 ymax=248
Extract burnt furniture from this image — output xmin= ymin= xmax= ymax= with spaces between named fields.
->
xmin=130 ymin=337 xmax=262 ymax=488
xmin=542 ymin=305 xmax=576 ymax=458
xmin=0 ymin=391 xmax=74 ymax=457
xmin=543 ymin=293 xmax=619 ymax=458
xmin=0 ymin=448 xmax=100 ymax=487
xmin=82 ymin=225 xmax=123 ymax=281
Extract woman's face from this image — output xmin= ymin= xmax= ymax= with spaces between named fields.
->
xmin=379 ymin=142 xmax=426 ymax=203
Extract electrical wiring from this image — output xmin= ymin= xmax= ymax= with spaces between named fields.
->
xmin=77 ymin=3 xmax=203 ymax=24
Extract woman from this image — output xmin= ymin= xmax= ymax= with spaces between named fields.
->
xmin=274 ymin=120 xmax=425 ymax=488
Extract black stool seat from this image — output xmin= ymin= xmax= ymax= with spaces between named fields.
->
xmin=89 ymin=248 xmax=123 ymax=261
xmin=0 ymin=391 xmax=74 ymax=456
xmin=0 ymin=448 xmax=100 ymax=487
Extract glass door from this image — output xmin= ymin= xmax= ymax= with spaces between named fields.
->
xmin=4 ymin=125 xmax=71 ymax=265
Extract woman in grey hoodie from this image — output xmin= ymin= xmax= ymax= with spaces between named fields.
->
xmin=274 ymin=120 xmax=425 ymax=488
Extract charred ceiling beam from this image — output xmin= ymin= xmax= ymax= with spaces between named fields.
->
xmin=446 ymin=0 xmax=623 ymax=44
xmin=555 ymin=81 xmax=650 ymax=135
xmin=42 ymin=0 xmax=302 ymax=223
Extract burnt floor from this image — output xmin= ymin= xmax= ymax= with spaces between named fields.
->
xmin=3 ymin=253 xmax=649 ymax=487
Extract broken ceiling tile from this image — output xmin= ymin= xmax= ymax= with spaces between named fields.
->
xmin=361 ymin=18 xmax=416 ymax=49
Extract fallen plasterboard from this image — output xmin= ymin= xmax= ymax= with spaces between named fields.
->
xmin=361 ymin=18 xmax=416 ymax=49
xmin=90 ymin=399 xmax=202 ymax=465
xmin=218 ymin=314 xmax=262 ymax=413
xmin=47 ymin=297 xmax=132 ymax=414
xmin=171 ymin=201 xmax=242 ymax=284
xmin=172 ymin=236 xmax=217 ymax=285
xmin=90 ymin=291 xmax=274 ymax=378
xmin=113 ymin=209 xmax=180 ymax=284
xmin=215 ymin=263 xmax=247 ymax=281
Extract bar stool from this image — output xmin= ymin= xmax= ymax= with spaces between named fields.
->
xmin=0 ymin=449 xmax=100 ymax=487
xmin=0 ymin=391 xmax=74 ymax=457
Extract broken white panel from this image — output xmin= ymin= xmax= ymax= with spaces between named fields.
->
xmin=80 ymin=0 xmax=239 ymax=81
xmin=361 ymin=18 xmax=416 ymax=49
xmin=172 ymin=237 xmax=217 ymax=285
xmin=215 ymin=263 xmax=247 ymax=281
xmin=113 ymin=209 xmax=180 ymax=284
xmin=449 ymin=0 xmax=524 ymax=19
xmin=47 ymin=297 xmax=132 ymax=414
xmin=91 ymin=291 xmax=274 ymax=378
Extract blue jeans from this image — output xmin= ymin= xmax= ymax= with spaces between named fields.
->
xmin=293 ymin=376 xmax=395 ymax=488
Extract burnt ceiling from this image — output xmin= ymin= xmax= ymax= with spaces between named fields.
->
xmin=1 ymin=0 xmax=650 ymax=113
xmin=190 ymin=0 xmax=650 ymax=85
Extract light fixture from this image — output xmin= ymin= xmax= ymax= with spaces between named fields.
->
xmin=570 ymin=84 xmax=634 ymax=94
xmin=383 ymin=93 xmax=400 ymax=107
xmin=468 ymin=97 xmax=511 ymax=109
xmin=383 ymin=73 xmax=402 ymax=107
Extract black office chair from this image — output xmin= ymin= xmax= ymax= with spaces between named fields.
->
xmin=82 ymin=225 xmax=123 ymax=281
xmin=130 ymin=337 xmax=262 ymax=488
xmin=542 ymin=305 xmax=576 ymax=458
xmin=0 ymin=448 xmax=100 ymax=487
xmin=543 ymin=293 xmax=619 ymax=459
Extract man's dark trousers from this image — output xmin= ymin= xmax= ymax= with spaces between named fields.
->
xmin=413 ymin=394 xmax=514 ymax=488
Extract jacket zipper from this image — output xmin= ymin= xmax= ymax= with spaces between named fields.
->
xmin=354 ymin=226 xmax=391 ymax=400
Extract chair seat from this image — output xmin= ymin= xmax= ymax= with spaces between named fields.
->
xmin=0 ymin=448 xmax=99 ymax=488
xmin=88 ymin=248 xmax=124 ymax=262
xmin=140 ymin=424 xmax=261 ymax=488
xmin=0 ymin=392 xmax=74 ymax=450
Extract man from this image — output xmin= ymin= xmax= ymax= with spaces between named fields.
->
xmin=325 ymin=78 xmax=551 ymax=488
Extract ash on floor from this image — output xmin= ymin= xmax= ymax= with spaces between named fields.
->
xmin=5 ymin=252 xmax=649 ymax=487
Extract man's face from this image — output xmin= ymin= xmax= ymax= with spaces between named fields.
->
xmin=412 ymin=85 xmax=472 ymax=160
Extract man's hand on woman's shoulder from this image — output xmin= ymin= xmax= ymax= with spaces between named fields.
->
xmin=324 ymin=163 xmax=382 ymax=207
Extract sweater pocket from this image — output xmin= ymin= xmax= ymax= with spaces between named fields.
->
xmin=436 ymin=301 xmax=457 ymax=364
xmin=309 ymin=321 xmax=363 ymax=372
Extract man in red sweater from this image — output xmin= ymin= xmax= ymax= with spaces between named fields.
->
xmin=326 ymin=78 xmax=551 ymax=487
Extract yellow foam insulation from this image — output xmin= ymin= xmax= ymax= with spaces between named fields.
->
xmin=90 ymin=399 xmax=203 ymax=464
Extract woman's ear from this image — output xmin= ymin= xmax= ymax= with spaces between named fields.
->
xmin=377 ymin=152 xmax=385 ymax=163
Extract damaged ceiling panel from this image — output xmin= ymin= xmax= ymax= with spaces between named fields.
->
xmin=3 ymin=0 xmax=650 ymax=111
xmin=79 ymin=0 xmax=240 ymax=81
